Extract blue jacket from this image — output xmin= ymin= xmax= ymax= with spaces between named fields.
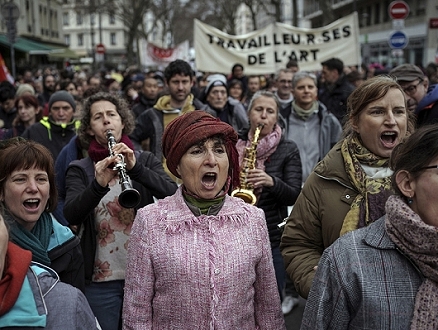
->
xmin=0 ymin=263 xmax=97 ymax=329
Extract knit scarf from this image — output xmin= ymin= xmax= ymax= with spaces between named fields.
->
xmin=0 ymin=242 xmax=32 ymax=316
xmin=236 ymin=124 xmax=282 ymax=200
xmin=8 ymin=211 xmax=52 ymax=266
xmin=385 ymin=195 xmax=438 ymax=330
xmin=292 ymin=100 xmax=319 ymax=121
xmin=154 ymin=94 xmax=196 ymax=129
xmin=88 ymin=134 xmax=135 ymax=163
xmin=340 ymin=135 xmax=392 ymax=235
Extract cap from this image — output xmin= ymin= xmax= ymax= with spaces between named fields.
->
xmin=205 ymin=74 xmax=227 ymax=96
xmin=390 ymin=64 xmax=424 ymax=82
xmin=132 ymin=74 xmax=145 ymax=82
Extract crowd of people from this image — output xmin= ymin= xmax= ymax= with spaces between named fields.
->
xmin=0 ymin=56 xmax=437 ymax=329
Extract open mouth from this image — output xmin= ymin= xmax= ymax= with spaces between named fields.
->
xmin=380 ymin=131 xmax=398 ymax=148
xmin=23 ymin=199 xmax=40 ymax=210
xmin=202 ymin=173 xmax=217 ymax=188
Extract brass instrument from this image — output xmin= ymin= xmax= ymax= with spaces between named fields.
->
xmin=231 ymin=124 xmax=264 ymax=205
xmin=106 ymin=130 xmax=141 ymax=209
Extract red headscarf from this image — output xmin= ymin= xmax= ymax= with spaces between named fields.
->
xmin=162 ymin=111 xmax=239 ymax=189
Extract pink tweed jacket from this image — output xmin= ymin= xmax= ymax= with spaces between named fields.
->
xmin=123 ymin=187 xmax=285 ymax=330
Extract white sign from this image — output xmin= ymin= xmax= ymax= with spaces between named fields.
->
xmin=194 ymin=12 xmax=360 ymax=74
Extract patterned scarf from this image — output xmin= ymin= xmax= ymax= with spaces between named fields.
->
xmin=385 ymin=195 xmax=438 ymax=330
xmin=340 ymin=135 xmax=392 ymax=235
xmin=236 ymin=124 xmax=282 ymax=200
xmin=8 ymin=211 xmax=53 ymax=266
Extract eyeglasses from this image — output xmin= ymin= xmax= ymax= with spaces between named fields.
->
xmin=402 ymin=80 xmax=422 ymax=96
xmin=421 ymin=165 xmax=438 ymax=171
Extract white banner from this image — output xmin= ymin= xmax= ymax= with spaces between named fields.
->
xmin=194 ymin=12 xmax=360 ymax=74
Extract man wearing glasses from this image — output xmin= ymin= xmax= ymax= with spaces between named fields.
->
xmin=275 ymin=68 xmax=295 ymax=110
xmin=390 ymin=64 xmax=437 ymax=127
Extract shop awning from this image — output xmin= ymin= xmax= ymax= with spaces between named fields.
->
xmin=0 ymin=35 xmax=80 ymax=59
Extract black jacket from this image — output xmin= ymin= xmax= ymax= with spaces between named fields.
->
xmin=132 ymin=93 xmax=157 ymax=118
xmin=237 ymin=131 xmax=302 ymax=248
xmin=64 ymin=151 xmax=177 ymax=282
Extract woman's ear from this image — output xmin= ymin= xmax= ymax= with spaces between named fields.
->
xmin=395 ymin=170 xmax=415 ymax=198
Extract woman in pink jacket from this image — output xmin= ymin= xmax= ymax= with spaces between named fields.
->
xmin=123 ymin=110 xmax=285 ymax=330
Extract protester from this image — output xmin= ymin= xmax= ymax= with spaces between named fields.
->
xmin=274 ymin=68 xmax=294 ymax=110
xmin=37 ymin=74 xmax=56 ymax=113
xmin=2 ymin=95 xmax=42 ymax=139
xmin=236 ymin=91 xmax=302 ymax=311
xmin=123 ymin=110 xmax=285 ymax=329
xmin=0 ymin=209 xmax=99 ymax=329
xmin=227 ymin=63 xmax=248 ymax=94
xmin=243 ymin=75 xmax=262 ymax=109
xmin=228 ymin=78 xmax=245 ymax=102
xmin=64 ymin=92 xmax=177 ymax=330
xmin=280 ymin=71 xmax=342 ymax=184
xmin=202 ymin=73 xmax=248 ymax=132
xmin=15 ymin=83 xmax=36 ymax=98
xmin=132 ymin=77 xmax=159 ymax=118
xmin=21 ymin=90 xmax=78 ymax=161
xmin=0 ymin=138 xmax=84 ymax=291
xmin=0 ymin=81 xmax=17 ymax=130
xmin=318 ymin=57 xmax=355 ymax=123
xmin=390 ymin=63 xmax=437 ymax=127
xmin=301 ymin=124 xmax=438 ymax=329
xmin=281 ymin=75 xmax=415 ymax=299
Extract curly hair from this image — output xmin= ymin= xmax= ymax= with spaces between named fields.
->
xmin=78 ymin=92 xmax=135 ymax=148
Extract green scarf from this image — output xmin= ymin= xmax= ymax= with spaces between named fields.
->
xmin=7 ymin=211 xmax=53 ymax=266
xmin=184 ymin=194 xmax=225 ymax=215
xmin=292 ymin=100 xmax=319 ymax=121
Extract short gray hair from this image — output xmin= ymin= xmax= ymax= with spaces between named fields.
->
xmin=292 ymin=71 xmax=317 ymax=89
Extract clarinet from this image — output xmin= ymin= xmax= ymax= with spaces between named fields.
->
xmin=106 ymin=130 xmax=141 ymax=209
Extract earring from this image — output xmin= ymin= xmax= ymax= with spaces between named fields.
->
xmin=407 ymin=195 xmax=413 ymax=204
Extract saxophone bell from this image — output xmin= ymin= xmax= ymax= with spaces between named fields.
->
xmin=106 ymin=130 xmax=141 ymax=209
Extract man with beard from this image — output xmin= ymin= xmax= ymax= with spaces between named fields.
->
xmin=202 ymin=74 xmax=248 ymax=133
xmin=0 ymin=81 xmax=17 ymax=130
xmin=129 ymin=60 xmax=211 ymax=180
xmin=37 ymin=74 xmax=56 ymax=113
xmin=390 ymin=64 xmax=437 ymax=127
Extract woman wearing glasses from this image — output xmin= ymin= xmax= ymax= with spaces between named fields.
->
xmin=301 ymin=124 xmax=438 ymax=329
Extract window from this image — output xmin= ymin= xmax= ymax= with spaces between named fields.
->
xmin=77 ymin=33 xmax=83 ymax=46
xmin=109 ymin=13 xmax=116 ymax=24
xmin=90 ymin=13 xmax=95 ymax=25
xmin=110 ymin=32 xmax=116 ymax=45
xmin=63 ymin=12 xmax=69 ymax=26
xmin=65 ymin=34 xmax=70 ymax=45
xmin=76 ymin=12 xmax=83 ymax=25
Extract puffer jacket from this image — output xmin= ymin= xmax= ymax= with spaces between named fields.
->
xmin=238 ymin=131 xmax=302 ymax=248
xmin=280 ymin=140 xmax=359 ymax=298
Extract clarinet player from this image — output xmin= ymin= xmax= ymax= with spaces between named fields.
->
xmin=235 ymin=91 xmax=302 ymax=308
xmin=63 ymin=92 xmax=177 ymax=330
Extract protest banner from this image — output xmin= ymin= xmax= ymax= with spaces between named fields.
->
xmin=194 ymin=12 xmax=360 ymax=74
xmin=139 ymin=40 xmax=190 ymax=69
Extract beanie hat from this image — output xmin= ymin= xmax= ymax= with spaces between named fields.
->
xmin=162 ymin=110 xmax=239 ymax=188
xmin=48 ymin=90 xmax=76 ymax=111
xmin=205 ymin=74 xmax=228 ymax=96
xmin=15 ymin=84 xmax=35 ymax=97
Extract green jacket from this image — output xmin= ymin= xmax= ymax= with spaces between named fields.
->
xmin=280 ymin=140 xmax=359 ymax=298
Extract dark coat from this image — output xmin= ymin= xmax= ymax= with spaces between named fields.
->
xmin=237 ymin=131 xmax=302 ymax=248
xmin=64 ymin=151 xmax=177 ymax=282
xmin=132 ymin=93 xmax=157 ymax=118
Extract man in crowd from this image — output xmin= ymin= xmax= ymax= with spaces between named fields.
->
xmin=129 ymin=59 xmax=210 ymax=173
xmin=38 ymin=74 xmax=56 ymax=113
xmin=275 ymin=68 xmax=294 ymax=109
xmin=227 ymin=63 xmax=248 ymax=94
xmin=390 ymin=63 xmax=437 ymax=127
xmin=132 ymin=76 xmax=159 ymax=118
xmin=243 ymin=75 xmax=261 ymax=109
xmin=202 ymin=74 xmax=248 ymax=133
xmin=318 ymin=57 xmax=355 ymax=124
xmin=22 ymin=90 xmax=78 ymax=161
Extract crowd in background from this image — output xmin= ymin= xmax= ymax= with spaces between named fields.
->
xmin=0 ymin=56 xmax=438 ymax=329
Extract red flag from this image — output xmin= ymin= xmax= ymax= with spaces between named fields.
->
xmin=0 ymin=53 xmax=14 ymax=84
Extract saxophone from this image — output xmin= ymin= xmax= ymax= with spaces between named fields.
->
xmin=231 ymin=124 xmax=264 ymax=205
